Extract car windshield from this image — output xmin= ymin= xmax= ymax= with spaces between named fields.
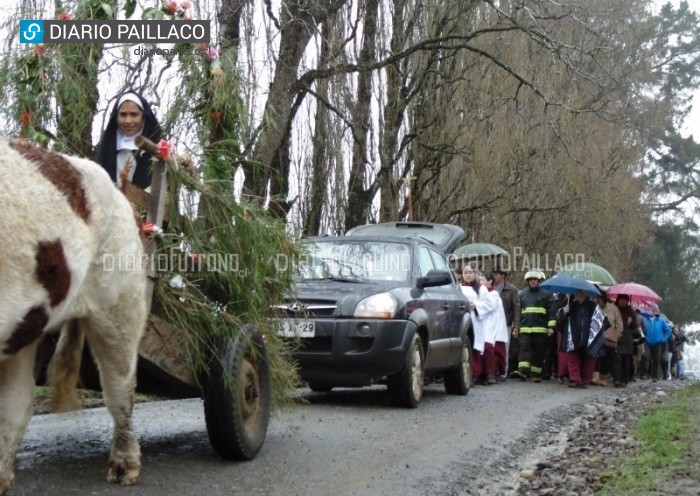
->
xmin=299 ymin=240 xmax=411 ymax=283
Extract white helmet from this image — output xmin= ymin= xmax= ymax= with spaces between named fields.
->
xmin=524 ymin=270 xmax=545 ymax=281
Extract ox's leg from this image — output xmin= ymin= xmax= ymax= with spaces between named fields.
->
xmin=0 ymin=341 xmax=39 ymax=496
xmin=82 ymin=297 xmax=145 ymax=487
xmin=47 ymin=320 xmax=85 ymax=412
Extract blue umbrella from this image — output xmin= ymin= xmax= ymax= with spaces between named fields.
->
xmin=540 ymin=273 xmax=601 ymax=297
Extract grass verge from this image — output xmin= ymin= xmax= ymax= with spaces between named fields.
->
xmin=598 ymin=382 xmax=700 ymax=495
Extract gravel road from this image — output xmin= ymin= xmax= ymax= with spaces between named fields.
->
xmin=9 ymin=379 xmax=683 ymax=496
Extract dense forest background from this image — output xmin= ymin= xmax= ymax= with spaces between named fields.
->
xmin=1 ymin=0 xmax=699 ymax=331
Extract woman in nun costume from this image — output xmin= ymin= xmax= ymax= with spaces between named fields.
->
xmin=95 ymin=91 xmax=163 ymax=189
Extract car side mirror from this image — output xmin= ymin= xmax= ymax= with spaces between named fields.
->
xmin=417 ymin=269 xmax=452 ymax=289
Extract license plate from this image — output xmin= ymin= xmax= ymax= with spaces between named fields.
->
xmin=277 ymin=319 xmax=315 ymax=338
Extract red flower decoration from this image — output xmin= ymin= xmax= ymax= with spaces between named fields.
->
xmin=156 ymin=139 xmax=172 ymax=159
xmin=211 ymin=111 xmax=223 ymax=122
xmin=181 ymin=1 xmax=191 ymax=9
xmin=33 ymin=45 xmax=46 ymax=57
xmin=141 ymin=222 xmax=163 ymax=237
xmin=165 ymin=1 xmax=178 ymax=14
xmin=57 ymin=11 xmax=71 ymax=20
xmin=20 ymin=111 xmax=31 ymax=126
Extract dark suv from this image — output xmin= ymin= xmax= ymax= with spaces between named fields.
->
xmin=273 ymin=222 xmax=472 ymax=407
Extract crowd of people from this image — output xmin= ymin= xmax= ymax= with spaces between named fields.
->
xmin=455 ymin=263 xmax=689 ymax=388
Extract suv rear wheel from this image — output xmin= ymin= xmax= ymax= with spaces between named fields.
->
xmin=444 ymin=336 xmax=471 ymax=395
xmin=387 ymin=334 xmax=424 ymax=408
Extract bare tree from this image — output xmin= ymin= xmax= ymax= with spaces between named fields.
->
xmin=281 ymin=1 xmax=666 ymax=230
xmin=344 ymin=0 xmax=380 ymax=227
xmin=242 ymin=0 xmax=347 ymax=215
xmin=303 ymin=14 xmax=339 ymax=236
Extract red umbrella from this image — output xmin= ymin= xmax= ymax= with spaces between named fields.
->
xmin=607 ymin=282 xmax=662 ymax=303
xmin=630 ymin=300 xmax=660 ymax=315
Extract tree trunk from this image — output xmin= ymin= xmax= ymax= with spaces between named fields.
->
xmin=345 ymin=0 xmax=380 ymax=229
xmin=304 ymin=19 xmax=334 ymax=236
xmin=378 ymin=0 xmax=410 ymax=222
xmin=218 ymin=0 xmax=246 ymax=56
xmin=247 ymin=1 xmax=347 ymax=213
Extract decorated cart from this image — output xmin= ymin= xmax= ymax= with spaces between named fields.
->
xmin=117 ymin=136 xmax=294 ymax=460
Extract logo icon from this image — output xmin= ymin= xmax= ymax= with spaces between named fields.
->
xmin=20 ymin=20 xmax=44 ymax=43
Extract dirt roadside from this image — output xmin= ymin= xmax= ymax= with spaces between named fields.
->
xmin=510 ymin=379 xmax=699 ymax=495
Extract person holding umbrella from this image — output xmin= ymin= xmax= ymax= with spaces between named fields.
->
xmin=558 ymin=290 xmax=598 ymax=388
xmin=539 ymin=273 xmax=604 ymax=384
xmin=592 ymin=289 xmax=623 ymax=387
xmin=547 ymin=277 xmax=610 ymax=389
xmin=608 ymin=282 xmax=666 ymax=381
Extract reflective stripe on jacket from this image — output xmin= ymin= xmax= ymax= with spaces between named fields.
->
xmin=519 ymin=287 xmax=556 ymax=334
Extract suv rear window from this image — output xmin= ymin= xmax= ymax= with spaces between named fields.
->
xmin=346 ymin=222 xmax=454 ymax=247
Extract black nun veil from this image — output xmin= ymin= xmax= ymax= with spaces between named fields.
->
xmin=94 ymin=90 xmax=163 ymax=189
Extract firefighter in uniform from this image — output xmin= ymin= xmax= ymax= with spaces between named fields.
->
xmin=512 ymin=270 xmax=556 ymax=382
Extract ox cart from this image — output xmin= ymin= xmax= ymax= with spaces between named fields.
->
xmin=119 ymin=137 xmax=272 ymax=461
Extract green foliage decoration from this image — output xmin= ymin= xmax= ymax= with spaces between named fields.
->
xmin=6 ymin=43 xmax=55 ymax=146
xmin=0 ymin=1 xmax=115 ymax=155
xmin=53 ymin=0 xmax=115 ymax=157
xmin=148 ymin=153 xmax=301 ymax=409
xmin=149 ymin=1 xmax=247 ymax=184
xmin=180 ymin=49 xmax=247 ymax=183
xmin=138 ymin=4 xmax=296 ymax=404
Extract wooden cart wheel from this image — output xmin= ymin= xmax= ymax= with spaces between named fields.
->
xmin=203 ymin=325 xmax=271 ymax=460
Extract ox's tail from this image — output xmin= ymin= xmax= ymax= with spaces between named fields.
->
xmin=46 ymin=320 xmax=85 ymax=412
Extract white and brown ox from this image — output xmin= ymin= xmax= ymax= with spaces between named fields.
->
xmin=0 ymin=139 xmax=147 ymax=495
